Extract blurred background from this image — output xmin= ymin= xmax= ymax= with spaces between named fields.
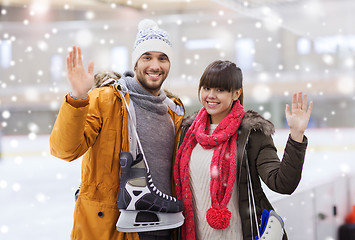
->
xmin=1 ymin=0 xmax=355 ymax=239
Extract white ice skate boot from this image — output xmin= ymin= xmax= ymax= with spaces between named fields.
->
xmin=254 ymin=209 xmax=284 ymax=240
xmin=116 ymin=152 xmax=184 ymax=232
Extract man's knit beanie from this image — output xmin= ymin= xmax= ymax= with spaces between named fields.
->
xmin=132 ymin=19 xmax=172 ymax=68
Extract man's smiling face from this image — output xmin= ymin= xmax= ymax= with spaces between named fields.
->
xmin=134 ymin=51 xmax=170 ymax=96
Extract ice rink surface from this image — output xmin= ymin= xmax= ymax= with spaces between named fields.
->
xmin=1 ymin=128 xmax=355 ymax=239
xmin=0 ymin=134 xmax=81 ymax=240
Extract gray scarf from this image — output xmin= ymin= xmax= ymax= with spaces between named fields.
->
xmin=125 ymin=77 xmax=168 ymax=115
xmin=123 ymin=74 xmax=175 ymax=238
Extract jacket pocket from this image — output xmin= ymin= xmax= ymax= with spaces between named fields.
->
xmin=72 ymin=198 xmax=119 ymax=240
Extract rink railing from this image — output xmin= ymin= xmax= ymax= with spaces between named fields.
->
xmin=267 ymin=174 xmax=355 ymax=240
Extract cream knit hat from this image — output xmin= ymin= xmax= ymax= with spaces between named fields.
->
xmin=132 ymin=19 xmax=172 ymax=68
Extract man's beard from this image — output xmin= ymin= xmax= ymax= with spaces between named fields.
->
xmin=136 ymin=70 xmax=166 ymax=94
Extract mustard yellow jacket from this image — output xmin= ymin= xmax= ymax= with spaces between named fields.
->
xmin=50 ymin=84 xmax=184 ymax=240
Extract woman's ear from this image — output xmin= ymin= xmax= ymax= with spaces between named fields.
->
xmin=233 ymin=89 xmax=242 ymax=101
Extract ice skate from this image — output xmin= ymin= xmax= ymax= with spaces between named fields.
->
xmin=254 ymin=209 xmax=284 ymax=240
xmin=116 ymin=152 xmax=184 ymax=232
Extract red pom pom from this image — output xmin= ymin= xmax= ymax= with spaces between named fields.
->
xmin=206 ymin=207 xmax=231 ymax=229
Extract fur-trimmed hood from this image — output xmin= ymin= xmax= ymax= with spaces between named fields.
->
xmin=181 ymin=110 xmax=275 ymax=136
xmin=240 ymin=110 xmax=274 ymax=136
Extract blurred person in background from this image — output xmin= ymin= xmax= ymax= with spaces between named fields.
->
xmin=50 ymin=19 xmax=184 ymax=240
xmin=174 ymin=60 xmax=313 ymax=240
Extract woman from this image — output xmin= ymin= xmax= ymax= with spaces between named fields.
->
xmin=174 ymin=60 xmax=313 ymax=240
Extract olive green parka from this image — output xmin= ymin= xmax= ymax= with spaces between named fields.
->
xmin=178 ymin=110 xmax=308 ymax=240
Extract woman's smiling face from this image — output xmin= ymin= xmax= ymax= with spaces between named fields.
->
xmin=200 ymin=86 xmax=241 ymax=124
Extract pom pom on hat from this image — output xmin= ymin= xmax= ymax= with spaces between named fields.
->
xmin=132 ymin=19 xmax=172 ymax=68
xmin=138 ymin=19 xmax=158 ymax=31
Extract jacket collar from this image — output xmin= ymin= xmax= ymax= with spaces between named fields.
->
xmin=239 ymin=110 xmax=274 ymax=136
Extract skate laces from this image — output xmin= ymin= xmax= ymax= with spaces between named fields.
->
xmin=147 ymin=170 xmax=177 ymax=202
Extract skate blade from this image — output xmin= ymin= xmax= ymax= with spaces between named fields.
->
xmin=116 ymin=210 xmax=184 ymax=232
xmin=254 ymin=210 xmax=284 ymax=240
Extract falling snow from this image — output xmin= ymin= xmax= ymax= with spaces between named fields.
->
xmin=1 ymin=1 xmax=355 ymax=239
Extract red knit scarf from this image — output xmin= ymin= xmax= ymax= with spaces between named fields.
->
xmin=174 ymin=101 xmax=245 ymax=240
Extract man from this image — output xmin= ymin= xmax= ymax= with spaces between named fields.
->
xmin=50 ymin=19 xmax=184 ymax=240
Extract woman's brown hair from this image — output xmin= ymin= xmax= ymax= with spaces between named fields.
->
xmin=198 ymin=60 xmax=243 ymax=105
